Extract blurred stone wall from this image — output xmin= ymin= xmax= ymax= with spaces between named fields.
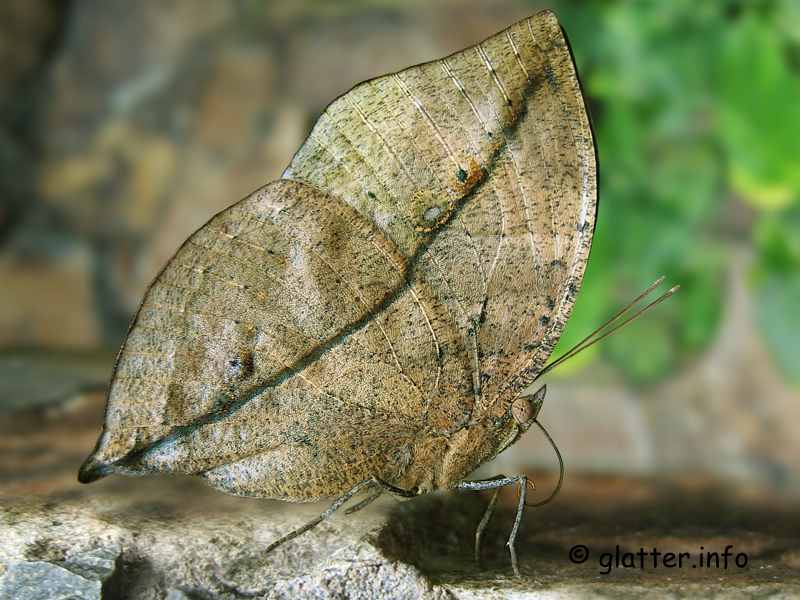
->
xmin=1 ymin=0 xmax=798 ymax=495
xmin=0 ymin=0 xmax=535 ymax=350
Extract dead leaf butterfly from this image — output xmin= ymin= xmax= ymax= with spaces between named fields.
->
xmin=79 ymin=10 xmax=677 ymax=576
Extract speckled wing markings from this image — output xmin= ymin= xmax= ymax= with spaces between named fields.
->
xmin=80 ymin=10 xmax=595 ymax=501
xmin=84 ymin=180 xmax=472 ymax=499
xmin=284 ymin=11 xmax=596 ymax=413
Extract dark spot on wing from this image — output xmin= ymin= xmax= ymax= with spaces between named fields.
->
xmin=544 ymin=65 xmax=558 ymax=88
xmin=226 ymin=352 xmax=255 ymax=382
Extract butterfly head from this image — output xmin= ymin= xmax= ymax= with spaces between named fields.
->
xmin=511 ymin=384 xmax=546 ymax=431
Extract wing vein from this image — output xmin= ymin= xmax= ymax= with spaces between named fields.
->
xmin=343 ymin=93 xmax=418 ymax=190
xmin=392 ymin=73 xmax=462 ymax=172
xmin=476 ymin=44 xmax=512 ymax=106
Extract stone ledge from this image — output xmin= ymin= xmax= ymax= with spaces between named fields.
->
xmin=2 ymin=368 xmax=798 ymax=598
xmin=2 ymin=472 xmax=799 ymax=599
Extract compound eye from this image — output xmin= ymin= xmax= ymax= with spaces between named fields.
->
xmin=511 ymin=385 xmax=547 ymax=425
xmin=512 ymin=397 xmax=534 ymax=425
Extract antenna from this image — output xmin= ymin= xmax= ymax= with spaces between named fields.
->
xmin=534 ymin=277 xmax=680 ymax=381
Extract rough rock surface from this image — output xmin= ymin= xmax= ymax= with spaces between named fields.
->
xmin=3 ymin=476 xmax=800 ymax=598
xmin=2 ymin=388 xmax=799 ymax=598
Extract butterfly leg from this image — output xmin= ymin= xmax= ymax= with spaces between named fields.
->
xmin=372 ymin=476 xmax=419 ymax=498
xmin=474 ymin=486 xmax=502 ymax=564
xmin=458 ymin=475 xmax=530 ymax=576
xmin=344 ymin=487 xmax=383 ymax=515
xmin=459 ymin=473 xmax=510 ymax=564
xmin=507 ymin=475 xmax=528 ymax=577
xmin=265 ymin=478 xmax=375 ymax=553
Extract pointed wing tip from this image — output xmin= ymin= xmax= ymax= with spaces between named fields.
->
xmin=534 ymin=8 xmax=559 ymax=23
xmin=528 ymin=8 xmax=564 ymax=34
xmin=77 ymin=456 xmax=112 ymax=484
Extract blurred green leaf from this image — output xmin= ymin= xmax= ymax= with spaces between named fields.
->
xmin=556 ymin=1 xmax=797 ymax=386
xmin=754 ymin=213 xmax=800 ymax=274
xmin=773 ymin=0 xmax=800 ymax=47
xmin=671 ymin=259 xmax=725 ymax=353
xmin=549 ymin=240 xmax=614 ymax=376
xmin=554 ymin=0 xmax=730 ymax=384
xmin=605 ymin=317 xmax=676 ymax=384
xmin=752 ymin=210 xmax=800 ymax=385
xmin=718 ymin=14 xmax=800 ymax=210
xmin=602 ymin=254 xmax=723 ymax=385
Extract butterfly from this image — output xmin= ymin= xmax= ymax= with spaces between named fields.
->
xmin=78 ymin=10 xmax=676 ymax=576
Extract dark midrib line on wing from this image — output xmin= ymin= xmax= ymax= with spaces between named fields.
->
xmin=114 ymin=69 xmax=549 ymax=471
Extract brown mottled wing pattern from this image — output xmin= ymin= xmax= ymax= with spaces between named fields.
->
xmin=84 ymin=179 xmax=472 ymax=500
xmin=284 ymin=11 xmax=596 ymax=412
xmin=80 ymin=10 xmax=595 ymax=500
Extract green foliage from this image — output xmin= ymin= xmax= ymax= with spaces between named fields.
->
xmin=755 ymin=213 xmax=800 ymax=274
xmin=549 ymin=1 xmax=800 ymax=385
xmin=718 ymin=14 xmax=800 ymax=209
xmin=752 ymin=211 xmax=800 ymax=383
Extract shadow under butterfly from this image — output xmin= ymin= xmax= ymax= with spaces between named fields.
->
xmin=78 ymin=10 xmax=677 ymax=576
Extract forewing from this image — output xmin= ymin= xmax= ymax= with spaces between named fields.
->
xmin=284 ymin=10 xmax=597 ymax=412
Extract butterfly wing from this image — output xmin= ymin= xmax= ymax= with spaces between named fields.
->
xmin=80 ymin=10 xmax=596 ymax=499
xmin=80 ymin=179 xmax=473 ymax=499
xmin=285 ymin=10 xmax=596 ymax=412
